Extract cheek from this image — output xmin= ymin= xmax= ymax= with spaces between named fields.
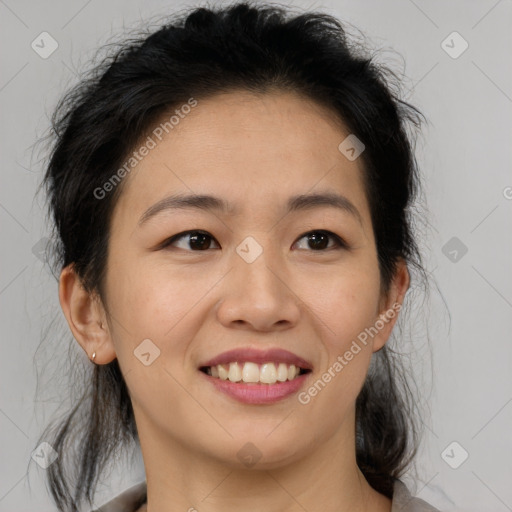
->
xmin=301 ymin=258 xmax=381 ymax=353
xmin=294 ymin=265 xmax=380 ymax=436
xmin=105 ymin=260 xmax=225 ymax=359
xmin=104 ymin=262 xmax=173 ymax=348
xmin=108 ymin=257 xmax=181 ymax=320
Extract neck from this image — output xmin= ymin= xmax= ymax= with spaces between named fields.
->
xmin=136 ymin=404 xmax=391 ymax=512
xmin=134 ymin=407 xmax=391 ymax=512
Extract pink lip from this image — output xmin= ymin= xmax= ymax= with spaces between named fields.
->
xmin=199 ymin=347 xmax=313 ymax=370
xmin=199 ymin=371 xmax=311 ymax=404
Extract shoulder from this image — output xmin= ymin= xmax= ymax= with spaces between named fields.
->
xmin=90 ymin=481 xmax=147 ymax=512
xmin=91 ymin=478 xmax=440 ymax=512
xmin=392 ymin=479 xmax=441 ymax=511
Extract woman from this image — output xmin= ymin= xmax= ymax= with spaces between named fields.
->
xmin=36 ymin=2 xmax=439 ymax=511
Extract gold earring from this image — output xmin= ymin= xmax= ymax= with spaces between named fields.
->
xmin=91 ymin=351 xmax=97 ymax=363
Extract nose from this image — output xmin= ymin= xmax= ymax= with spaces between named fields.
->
xmin=215 ymin=241 xmax=301 ymax=332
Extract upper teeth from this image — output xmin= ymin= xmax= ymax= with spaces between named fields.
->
xmin=207 ymin=362 xmax=302 ymax=384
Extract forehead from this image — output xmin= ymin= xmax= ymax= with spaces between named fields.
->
xmin=112 ymin=90 xmax=371 ymax=229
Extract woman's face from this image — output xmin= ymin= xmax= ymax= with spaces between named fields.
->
xmin=97 ymin=90 xmax=406 ymax=468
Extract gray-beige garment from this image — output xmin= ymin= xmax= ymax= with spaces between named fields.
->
xmin=91 ymin=479 xmax=441 ymax=511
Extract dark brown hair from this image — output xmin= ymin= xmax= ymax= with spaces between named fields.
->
xmin=34 ymin=2 xmax=429 ymax=510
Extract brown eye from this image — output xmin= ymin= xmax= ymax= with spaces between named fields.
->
xmin=162 ymin=230 xmax=220 ymax=251
xmin=161 ymin=229 xmax=347 ymax=252
xmin=293 ymin=230 xmax=347 ymax=251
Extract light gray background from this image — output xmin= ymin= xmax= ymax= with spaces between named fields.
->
xmin=1 ymin=0 xmax=511 ymax=511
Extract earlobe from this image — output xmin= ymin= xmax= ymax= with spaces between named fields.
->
xmin=58 ymin=264 xmax=116 ymax=364
xmin=372 ymin=259 xmax=410 ymax=353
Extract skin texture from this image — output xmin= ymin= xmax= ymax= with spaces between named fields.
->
xmin=59 ymin=90 xmax=409 ymax=512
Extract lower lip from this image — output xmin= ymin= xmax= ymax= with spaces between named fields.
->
xmin=199 ymin=371 xmax=310 ymax=404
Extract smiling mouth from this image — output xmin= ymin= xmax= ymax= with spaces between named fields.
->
xmin=199 ymin=361 xmax=311 ymax=385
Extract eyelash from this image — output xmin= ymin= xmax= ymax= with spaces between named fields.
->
xmin=160 ymin=229 xmax=348 ymax=252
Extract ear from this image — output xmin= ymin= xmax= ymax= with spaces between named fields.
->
xmin=371 ymin=258 xmax=410 ymax=353
xmin=58 ymin=263 xmax=117 ymax=364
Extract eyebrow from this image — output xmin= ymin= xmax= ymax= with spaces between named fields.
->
xmin=138 ymin=192 xmax=363 ymax=227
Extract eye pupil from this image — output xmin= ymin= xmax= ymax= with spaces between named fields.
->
xmin=189 ymin=232 xmax=211 ymax=250
xmin=308 ymin=232 xmax=329 ymax=250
